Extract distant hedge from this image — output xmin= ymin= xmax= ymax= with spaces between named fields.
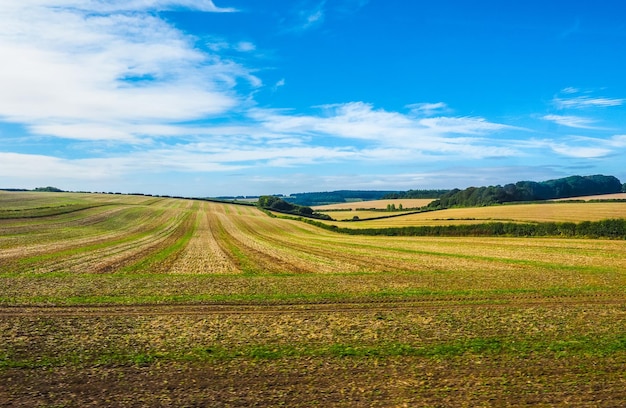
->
xmin=300 ymin=218 xmax=626 ymax=239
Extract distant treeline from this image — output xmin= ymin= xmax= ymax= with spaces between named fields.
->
xmin=285 ymin=190 xmax=398 ymax=206
xmin=0 ymin=186 xmax=64 ymax=192
xmin=382 ymin=189 xmax=451 ymax=199
xmin=300 ymin=218 xmax=626 ymax=239
xmin=426 ymin=175 xmax=623 ymax=210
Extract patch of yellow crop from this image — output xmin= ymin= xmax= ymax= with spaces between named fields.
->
xmin=552 ymin=192 xmax=626 ymax=201
xmin=313 ymin=198 xmax=434 ymax=210
xmin=321 ymin=202 xmax=626 ymax=228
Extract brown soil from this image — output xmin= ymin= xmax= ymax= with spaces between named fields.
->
xmin=2 ymin=356 xmax=625 ymax=407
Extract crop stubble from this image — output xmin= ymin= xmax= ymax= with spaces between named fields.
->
xmin=1 ymin=192 xmax=626 ymax=406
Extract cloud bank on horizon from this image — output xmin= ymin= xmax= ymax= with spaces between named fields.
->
xmin=0 ymin=0 xmax=625 ymax=196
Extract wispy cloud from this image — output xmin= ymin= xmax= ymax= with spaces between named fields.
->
xmin=549 ymin=144 xmax=611 ymax=158
xmin=553 ymin=96 xmax=624 ymax=109
xmin=608 ymin=135 xmax=626 ymax=147
xmin=542 ymin=114 xmax=599 ymax=129
xmin=272 ymin=78 xmax=286 ymax=92
xmin=285 ymin=0 xmax=366 ymax=33
xmin=406 ymin=102 xmax=450 ymax=117
xmin=292 ymin=1 xmax=327 ymax=32
xmin=0 ymin=1 xmax=253 ymax=142
xmin=528 ymin=133 xmax=626 ymax=159
xmin=45 ymin=0 xmax=238 ymax=13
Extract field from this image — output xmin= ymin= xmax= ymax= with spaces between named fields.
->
xmin=2 ymin=191 xmax=626 ymax=406
xmin=313 ymin=198 xmax=435 ymax=210
xmin=318 ymin=201 xmax=626 ymax=226
xmin=552 ymin=192 xmax=626 ymax=201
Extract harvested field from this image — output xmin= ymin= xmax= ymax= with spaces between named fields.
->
xmin=552 ymin=192 xmax=626 ymax=201
xmin=2 ymin=191 xmax=626 ymax=406
xmin=313 ymin=198 xmax=434 ymax=210
xmin=320 ymin=201 xmax=626 ymax=228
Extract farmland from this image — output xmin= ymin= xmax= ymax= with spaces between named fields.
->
xmin=2 ymin=191 xmax=626 ymax=406
xmin=313 ymin=198 xmax=435 ymax=210
xmin=317 ymin=201 xmax=626 ymax=226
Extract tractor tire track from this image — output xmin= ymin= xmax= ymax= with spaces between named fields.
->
xmin=1 ymin=293 xmax=624 ymax=317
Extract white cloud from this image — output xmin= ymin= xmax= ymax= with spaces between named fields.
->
xmin=236 ymin=41 xmax=256 ymax=52
xmin=553 ymin=96 xmax=624 ymax=109
xmin=550 ymin=144 xmax=611 ymax=158
xmin=0 ymin=0 xmax=252 ymax=141
xmin=273 ymin=78 xmax=286 ymax=91
xmin=13 ymin=0 xmax=237 ymax=13
xmin=608 ymin=135 xmax=626 ymax=147
xmin=305 ymin=9 xmax=325 ymax=26
xmin=542 ymin=114 xmax=598 ymax=129
xmin=248 ymin=102 xmax=516 ymax=158
xmin=406 ymin=102 xmax=449 ymax=117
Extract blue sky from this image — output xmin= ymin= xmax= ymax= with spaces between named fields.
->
xmin=1 ymin=0 xmax=625 ymax=196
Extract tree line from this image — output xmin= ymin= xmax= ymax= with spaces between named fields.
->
xmin=285 ymin=190 xmax=397 ymax=206
xmin=426 ymin=175 xmax=622 ymax=209
xmin=382 ymin=189 xmax=451 ymax=199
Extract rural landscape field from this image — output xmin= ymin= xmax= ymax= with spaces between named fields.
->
xmin=2 ymin=190 xmax=626 ymax=406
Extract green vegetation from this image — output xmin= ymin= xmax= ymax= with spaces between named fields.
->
xmin=285 ymin=190 xmax=398 ymax=206
xmin=257 ymin=195 xmax=332 ymax=219
xmin=383 ymin=189 xmax=451 ymax=199
xmin=427 ymin=174 xmax=622 ymax=209
xmin=33 ymin=186 xmax=65 ymax=192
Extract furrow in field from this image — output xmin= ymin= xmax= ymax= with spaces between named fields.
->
xmin=0 ymin=206 xmax=165 ymax=262
xmin=229 ymin=212 xmax=367 ymax=273
xmin=233 ymin=212 xmax=492 ymax=274
xmin=91 ymin=209 xmax=196 ymax=274
xmin=166 ymin=202 xmax=237 ymax=274
xmin=229 ymin=214 xmax=344 ymax=274
xmin=210 ymin=207 xmax=528 ymax=275
xmin=0 ymin=206 xmax=137 ymax=249
xmin=208 ymin=204 xmax=314 ymax=274
xmin=0 ymin=293 xmax=624 ymax=316
xmin=47 ymin=209 xmax=191 ymax=274
xmin=3 ymin=206 xmax=189 ymax=274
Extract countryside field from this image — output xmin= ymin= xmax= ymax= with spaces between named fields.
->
xmin=2 ymin=191 xmax=626 ymax=406
xmin=318 ymin=201 xmax=626 ymax=227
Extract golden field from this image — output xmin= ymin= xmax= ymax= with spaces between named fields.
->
xmin=313 ymin=198 xmax=434 ymax=210
xmin=319 ymin=201 xmax=626 ymax=227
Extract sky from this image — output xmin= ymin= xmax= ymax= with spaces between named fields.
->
xmin=1 ymin=0 xmax=626 ymax=197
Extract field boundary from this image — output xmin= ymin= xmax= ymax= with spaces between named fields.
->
xmin=296 ymin=216 xmax=626 ymax=239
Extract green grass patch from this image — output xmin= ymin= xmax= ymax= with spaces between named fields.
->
xmin=4 ymin=335 xmax=626 ymax=369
